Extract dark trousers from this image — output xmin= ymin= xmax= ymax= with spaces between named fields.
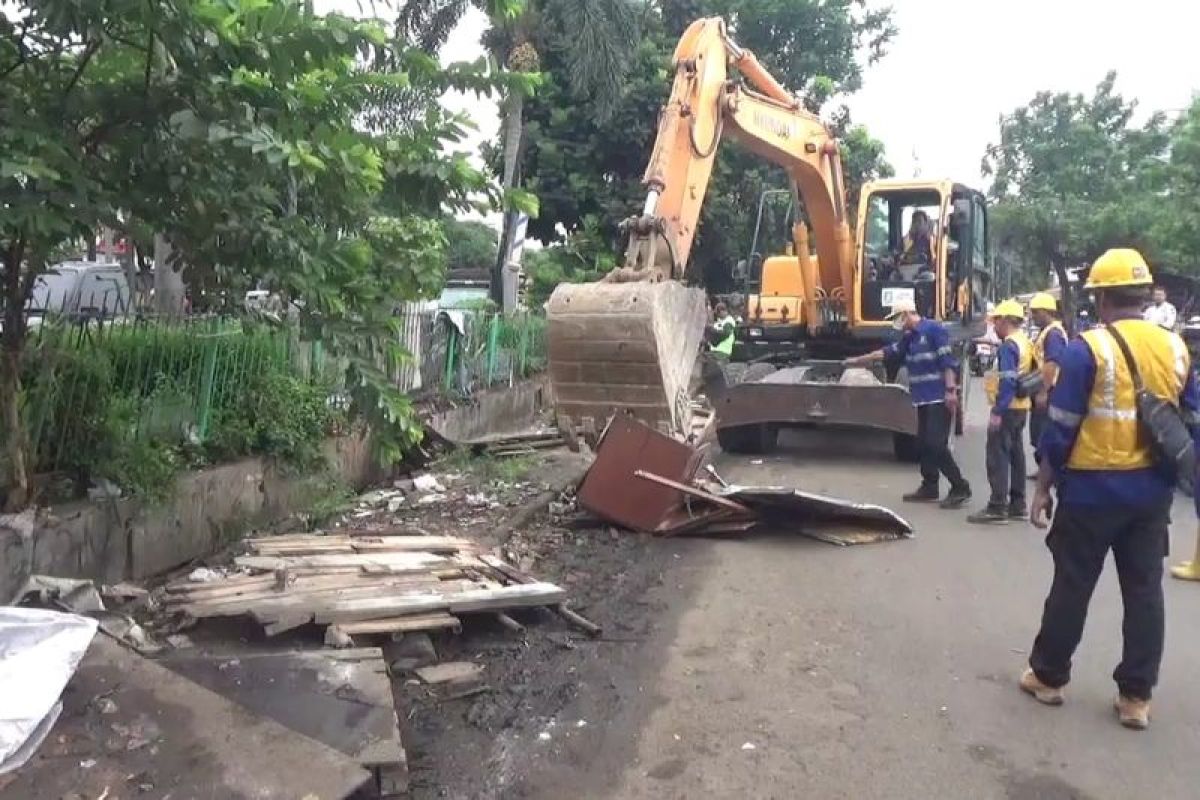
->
xmin=1029 ymin=405 xmax=1047 ymax=464
xmin=985 ymin=409 xmax=1027 ymax=509
xmin=917 ymin=402 xmax=966 ymax=491
xmin=1030 ymin=502 xmax=1170 ymax=700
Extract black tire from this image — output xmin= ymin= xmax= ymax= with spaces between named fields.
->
xmin=893 ymin=432 xmax=920 ymax=463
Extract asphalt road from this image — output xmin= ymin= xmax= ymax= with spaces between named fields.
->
xmin=547 ymin=379 xmax=1200 ymax=800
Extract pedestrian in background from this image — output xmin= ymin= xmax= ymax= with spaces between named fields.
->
xmin=969 ymin=299 xmax=1033 ymax=523
xmin=1022 ymin=249 xmax=1200 ymax=730
xmin=845 ymin=299 xmax=971 ymax=508
xmin=1028 ymin=293 xmax=1067 ymax=475
xmin=708 ymin=302 xmax=736 ymax=360
xmin=1143 ymin=285 xmax=1177 ymax=330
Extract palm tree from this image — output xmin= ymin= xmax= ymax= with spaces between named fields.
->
xmin=395 ymin=0 xmax=639 ymax=307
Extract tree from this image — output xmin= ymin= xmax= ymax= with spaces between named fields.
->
xmin=1151 ymin=97 xmax=1200 ymax=271
xmin=515 ymin=0 xmax=895 ymax=292
xmin=443 ymin=218 xmax=499 ymax=272
xmin=394 ymin=0 xmax=640 ymax=307
xmin=982 ymin=72 xmax=1173 ymax=302
xmin=0 ymin=0 xmax=507 ymax=508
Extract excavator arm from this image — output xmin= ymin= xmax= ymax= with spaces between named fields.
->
xmin=616 ymin=17 xmax=855 ymax=333
xmin=546 ymin=17 xmax=858 ymax=438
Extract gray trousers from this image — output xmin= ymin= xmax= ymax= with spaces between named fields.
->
xmin=986 ymin=409 xmax=1028 ymax=509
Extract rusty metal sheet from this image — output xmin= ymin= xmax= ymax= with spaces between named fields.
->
xmin=720 ymin=485 xmax=913 ymax=545
xmin=576 ymin=415 xmax=709 ymax=532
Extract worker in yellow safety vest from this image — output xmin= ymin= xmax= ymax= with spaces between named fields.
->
xmin=968 ymin=298 xmax=1033 ymax=524
xmin=708 ymin=302 xmax=736 ymax=359
xmin=1021 ymin=248 xmax=1200 ymax=730
xmin=1028 ymin=293 xmax=1068 ymax=474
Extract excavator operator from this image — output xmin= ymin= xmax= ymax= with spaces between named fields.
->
xmin=901 ymin=210 xmax=936 ymax=268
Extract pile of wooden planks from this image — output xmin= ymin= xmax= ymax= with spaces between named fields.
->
xmin=162 ymin=529 xmax=583 ymax=642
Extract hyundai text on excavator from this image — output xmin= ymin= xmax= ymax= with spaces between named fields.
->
xmin=545 ymin=17 xmax=990 ymax=459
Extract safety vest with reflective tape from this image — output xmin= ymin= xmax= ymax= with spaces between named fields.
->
xmin=985 ymin=330 xmax=1034 ymax=410
xmin=1066 ymin=319 xmax=1189 ymax=471
xmin=1033 ymin=320 xmax=1065 ymax=364
xmin=1033 ymin=319 xmax=1066 ymax=388
xmin=711 ymin=318 xmax=736 ymax=356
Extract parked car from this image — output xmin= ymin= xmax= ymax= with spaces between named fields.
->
xmin=26 ymin=261 xmax=132 ymax=325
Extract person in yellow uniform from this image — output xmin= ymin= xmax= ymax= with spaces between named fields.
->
xmin=968 ymin=299 xmax=1033 ymax=523
xmin=1022 ymin=249 xmax=1200 ymax=730
xmin=1028 ymin=293 xmax=1068 ymax=473
xmin=708 ymin=302 xmax=736 ymax=360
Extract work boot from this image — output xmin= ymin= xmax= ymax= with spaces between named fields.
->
xmin=939 ymin=484 xmax=971 ymax=510
xmin=1115 ymin=695 xmax=1150 ymax=730
xmin=1019 ymin=668 xmax=1064 ymax=706
xmin=902 ymin=485 xmax=940 ymax=503
xmin=1007 ymin=502 xmax=1028 ymax=520
xmin=967 ymin=505 xmax=1008 ymax=524
xmin=1170 ymin=561 xmax=1200 ymax=581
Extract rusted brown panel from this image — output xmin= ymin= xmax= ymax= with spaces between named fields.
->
xmin=576 ymin=415 xmax=709 ymax=533
xmin=714 ymin=383 xmax=918 ymax=435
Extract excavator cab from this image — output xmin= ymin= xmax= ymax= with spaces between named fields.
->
xmin=856 ymin=180 xmax=990 ymax=340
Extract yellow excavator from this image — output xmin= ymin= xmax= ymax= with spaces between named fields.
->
xmin=546 ymin=17 xmax=990 ymax=457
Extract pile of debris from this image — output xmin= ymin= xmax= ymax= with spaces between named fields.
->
xmin=576 ymin=415 xmax=914 ymax=545
xmin=163 ymin=528 xmax=598 ymax=645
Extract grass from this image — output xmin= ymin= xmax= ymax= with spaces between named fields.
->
xmin=436 ymin=448 xmax=536 ymax=485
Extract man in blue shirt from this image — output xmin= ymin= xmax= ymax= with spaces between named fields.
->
xmin=846 ymin=299 xmax=971 ymax=508
xmin=1023 ymin=249 xmax=1200 ymax=730
xmin=968 ymin=299 xmax=1033 ymax=524
xmin=1027 ymin=293 xmax=1068 ymax=472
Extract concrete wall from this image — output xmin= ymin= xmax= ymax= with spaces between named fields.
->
xmin=426 ymin=378 xmax=548 ymax=443
xmin=0 ymin=433 xmax=379 ymax=604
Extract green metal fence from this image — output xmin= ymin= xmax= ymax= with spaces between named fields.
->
xmin=19 ymin=316 xmax=336 ymax=482
xmin=418 ymin=310 xmax=546 ymax=396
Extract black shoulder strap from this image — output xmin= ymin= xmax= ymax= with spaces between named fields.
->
xmin=1105 ymin=322 xmax=1145 ymax=392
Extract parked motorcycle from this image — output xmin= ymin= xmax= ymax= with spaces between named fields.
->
xmin=969 ymin=341 xmax=996 ymax=377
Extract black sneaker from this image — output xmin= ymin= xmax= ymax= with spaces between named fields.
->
xmin=903 ymin=486 xmax=940 ymax=503
xmin=939 ymin=485 xmax=972 ymax=510
xmin=967 ymin=506 xmax=1009 ymax=524
xmin=1008 ymin=504 xmax=1028 ymax=520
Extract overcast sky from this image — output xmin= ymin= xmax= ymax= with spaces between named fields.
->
xmin=319 ymin=0 xmax=1200 ymax=210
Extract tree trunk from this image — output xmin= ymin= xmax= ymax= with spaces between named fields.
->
xmin=153 ymin=234 xmax=186 ymax=316
xmin=1 ymin=243 xmax=29 ymax=510
xmin=493 ymin=91 xmax=525 ymax=311
xmin=1052 ymin=257 xmax=1074 ymax=337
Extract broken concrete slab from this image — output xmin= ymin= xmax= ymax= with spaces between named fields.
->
xmin=0 ymin=636 xmax=370 ymax=800
xmin=160 ymin=647 xmax=407 ymax=794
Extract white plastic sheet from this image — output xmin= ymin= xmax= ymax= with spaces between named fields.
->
xmin=0 ymin=607 xmax=98 ymax=774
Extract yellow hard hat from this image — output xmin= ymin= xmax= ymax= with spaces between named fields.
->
xmin=1029 ymin=292 xmax=1057 ymax=312
xmin=993 ymin=299 xmax=1025 ymax=320
xmin=1085 ymin=248 xmax=1153 ymax=289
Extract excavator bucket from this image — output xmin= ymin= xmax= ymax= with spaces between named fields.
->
xmin=546 ymin=281 xmax=709 ymax=437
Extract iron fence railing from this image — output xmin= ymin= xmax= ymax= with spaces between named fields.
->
xmin=397 ymin=309 xmax=545 ymax=397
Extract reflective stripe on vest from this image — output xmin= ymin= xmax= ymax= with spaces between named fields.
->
xmin=1067 ymin=320 xmax=1189 ymax=471
xmin=984 ymin=330 xmax=1034 ymax=410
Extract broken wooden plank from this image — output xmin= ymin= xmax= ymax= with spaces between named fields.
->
xmin=235 ymin=552 xmax=447 ymax=572
xmin=477 ymin=555 xmax=601 ymax=636
xmin=414 ymin=661 xmax=484 ymax=685
xmin=313 ymin=582 xmax=567 ymax=624
xmin=632 ymin=469 xmax=753 ymax=513
xmin=333 ymin=612 xmax=463 ymax=636
xmin=493 ymin=612 xmax=525 ymax=634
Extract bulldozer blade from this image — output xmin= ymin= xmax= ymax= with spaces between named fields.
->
xmin=710 ymin=365 xmax=918 ymax=435
xmin=547 ymin=281 xmax=708 ymax=437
